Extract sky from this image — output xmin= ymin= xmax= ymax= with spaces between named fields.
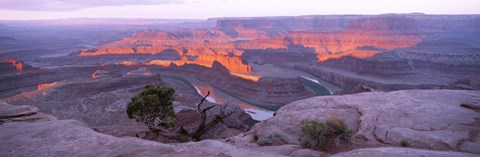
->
xmin=0 ymin=0 xmax=479 ymax=20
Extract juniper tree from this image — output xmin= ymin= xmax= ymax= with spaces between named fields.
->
xmin=126 ymin=84 xmax=236 ymax=142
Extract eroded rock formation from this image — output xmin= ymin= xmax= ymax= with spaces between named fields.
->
xmin=0 ymin=58 xmax=25 ymax=72
xmin=75 ymin=14 xmax=479 ymax=92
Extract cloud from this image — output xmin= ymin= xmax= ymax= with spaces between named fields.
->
xmin=0 ymin=0 xmax=185 ymax=11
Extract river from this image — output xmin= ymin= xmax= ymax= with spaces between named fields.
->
xmin=161 ymin=65 xmax=340 ymax=121
xmin=180 ymin=76 xmax=274 ymax=121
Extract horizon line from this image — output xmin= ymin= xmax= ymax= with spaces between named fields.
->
xmin=1 ymin=13 xmax=479 ymax=21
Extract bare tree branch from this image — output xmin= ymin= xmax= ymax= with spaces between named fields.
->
xmin=196 ymin=91 xmax=210 ymax=111
xmin=134 ymin=89 xmax=237 ymax=142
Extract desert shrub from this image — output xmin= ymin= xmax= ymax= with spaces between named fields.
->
xmin=400 ymin=139 xmax=410 ymax=147
xmin=299 ymin=120 xmax=329 ymax=149
xmin=299 ymin=116 xmax=352 ymax=150
xmin=269 ymin=134 xmax=288 ymax=145
xmin=257 ymin=136 xmax=273 ymax=146
xmin=257 ymin=134 xmax=288 ymax=146
xmin=126 ymin=84 xmax=177 ymax=128
xmin=326 ymin=116 xmax=353 ymax=143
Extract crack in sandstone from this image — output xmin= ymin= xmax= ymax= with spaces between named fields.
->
xmin=0 ymin=112 xmax=37 ymax=119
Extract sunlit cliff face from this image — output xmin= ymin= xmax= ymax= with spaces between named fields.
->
xmin=230 ymin=73 xmax=260 ymax=82
xmin=142 ymin=55 xmax=259 ymax=81
xmin=144 ymin=60 xmax=172 ymax=67
xmin=1 ymin=59 xmax=24 ymax=72
xmin=76 ymin=27 xmax=422 ymax=81
xmin=77 ymin=29 xmax=263 ymax=81
xmin=79 ymin=30 xmax=242 ymax=57
xmin=193 ymin=55 xmax=252 ymax=73
xmin=285 ymin=16 xmax=422 ymax=61
xmin=2 ymin=87 xmax=52 ymax=102
xmin=118 ymin=61 xmax=139 ymax=66
xmin=37 ymin=82 xmax=58 ymax=90
xmin=77 ymin=16 xmax=425 ymax=82
xmin=285 ymin=31 xmax=422 ymax=61
xmin=79 ymin=24 xmax=422 ymax=64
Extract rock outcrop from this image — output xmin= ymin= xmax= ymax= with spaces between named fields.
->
xmin=0 ymin=101 xmax=56 ymax=124
xmin=0 ymin=58 xmax=33 ymax=73
xmin=0 ymin=118 xmax=281 ymax=157
xmin=2 ymin=71 xmax=256 ymax=137
xmin=330 ymin=147 xmax=477 ymax=157
xmin=240 ymin=90 xmax=480 ymax=154
xmin=0 ymin=102 xmax=269 ymax=157
xmin=1 ymin=90 xmax=479 ymax=157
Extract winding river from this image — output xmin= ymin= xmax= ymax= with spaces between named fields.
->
xmin=162 ymin=67 xmax=340 ymax=121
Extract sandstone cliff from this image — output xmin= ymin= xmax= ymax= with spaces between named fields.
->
xmin=193 ymin=55 xmax=252 ymax=73
xmin=0 ymin=58 xmax=29 ymax=73
xmin=74 ymin=14 xmax=480 ymax=92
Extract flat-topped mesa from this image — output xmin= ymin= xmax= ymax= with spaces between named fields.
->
xmin=215 ymin=14 xmax=421 ymax=32
xmin=143 ymin=54 xmax=252 ymax=74
xmin=79 ymin=16 xmax=422 ymax=58
xmin=282 ymin=15 xmax=422 ymax=61
xmin=131 ymin=30 xmax=232 ymax=39
xmin=78 ymin=30 xmax=244 ymax=57
xmin=410 ymin=15 xmax=480 ymax=32
xmin=285 ymin=31 xmax=422 ymax=61
xmin=216 ymin=15 xmax=422 ymax=61
xmin=0 ymin=58 xmax=24 ymax=72
xmin=346 ymin=15 xmax=418 ymax=33
xmin=79 ymin=48 xmax=135 ymax=56
xmin=214 ymin=17 xmax=347 ymax=32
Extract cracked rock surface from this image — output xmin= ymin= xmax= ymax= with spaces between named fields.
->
xmin=238 ymin=89 xmax=480 ymax=154
xmin=1 ymin=90 xmax=479 ymax=156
